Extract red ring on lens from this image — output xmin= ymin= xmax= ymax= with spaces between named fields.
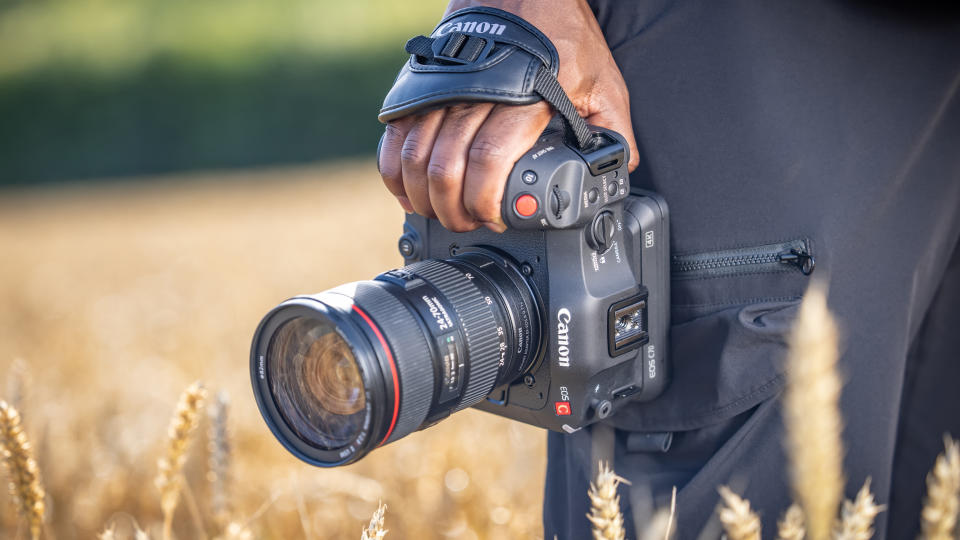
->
xmin=351 ymin=305 xmax=400 ymax=447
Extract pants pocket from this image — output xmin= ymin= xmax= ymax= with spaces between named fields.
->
xmin=610 ymin=297 xmax=801 ymax=432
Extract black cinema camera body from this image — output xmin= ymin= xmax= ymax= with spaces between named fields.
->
xmin=249 ymin=124 xmax=670 ymax=467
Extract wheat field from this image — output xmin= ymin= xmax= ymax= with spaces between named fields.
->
xmin=0 ymin=162 xmax=546 ymax=539
xmin=3 ymin=163 xmax=958 ymax=540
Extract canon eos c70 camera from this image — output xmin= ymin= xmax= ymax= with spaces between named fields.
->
xmin=249 ymin=6 xmax=670 ymax=467
xmin=250 ymin=122 xmax=669 ymax=467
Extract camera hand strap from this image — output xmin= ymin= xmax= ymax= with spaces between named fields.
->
xmin=379 ymin=7 xmax=594 ymax=150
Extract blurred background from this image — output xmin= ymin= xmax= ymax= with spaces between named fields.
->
xmin=1 ymin=0 xmax=447 ymax=185
xmin=0 ymin=1 xmax=547 ymax=538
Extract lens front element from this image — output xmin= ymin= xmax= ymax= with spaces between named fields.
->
xmin=267 ymin=316 xmax=366 ymax=450
xmin=251 ymin=249 xmax=542 ymax=467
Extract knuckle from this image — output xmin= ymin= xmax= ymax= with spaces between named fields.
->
xmin=446 ymin=103 xmax=486 ymax=121
xmin=468 ymin=138 xmax=507 ymax=166
xmin=383 ymin=123 xmax=406 ymax=141
xmin=400 ymin=135 xmax=431 ymax=167
xmin=379 ymin=159 xmax=402 ymax=186
xmin=426 ymin=160 xmax=461 ymax=190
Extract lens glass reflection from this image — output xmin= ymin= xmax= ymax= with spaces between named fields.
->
xmin=268 ymin=316 xmax=366 ymax=450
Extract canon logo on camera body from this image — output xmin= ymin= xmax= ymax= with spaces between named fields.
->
xmin=557 ymin=308 xmax=571 ymax=367
xmin=433 ymin=20 xmax=508 ymax=37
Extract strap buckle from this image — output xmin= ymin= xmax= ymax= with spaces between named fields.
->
xmin=434 ymin=33 xmax=492 ymax=64
xmin=406 ymin=33 xmax=494 ymax=66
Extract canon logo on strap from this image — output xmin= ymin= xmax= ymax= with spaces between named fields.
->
xmin=557 ymin=308 xmax=571 ymax=367
xmin=433 ymin=20 xmax=508 ymax=37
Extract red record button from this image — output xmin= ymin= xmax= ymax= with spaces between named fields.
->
xmin=555 ymin=401 xmax=572 ymax=416
xmin=514 ymin=194 xmax=538 ymax=217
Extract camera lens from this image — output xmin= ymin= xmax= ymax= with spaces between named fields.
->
xmin=251 ymin=249 xmax=543 ymax=467
xmin=267 ymin=316 xmax=366 ymax=450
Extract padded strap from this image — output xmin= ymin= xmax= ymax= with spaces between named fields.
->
xmin=379 ymin=7 xmax=593 ymax=150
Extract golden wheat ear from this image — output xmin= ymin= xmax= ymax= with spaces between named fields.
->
xmin=98 ymin=524 xmax=151 ymax=540
xmin=776 ymin=504 xmax=805 ymax=540
xmin=98 ymin=513 xmax=151 ymax=540
xmin=155 ymin=381 xmax=206 ymax=540
xmin=0 ymin=400 xmax=45 ymax=540
xmin=920 ymin=436 xmax=960 ymax=540
xmin=833 ymin=478 xmax=884 ymax=540
xmin=784 ymin=282 xmax=844 ymax=540
xmin=587 ymin=461 xmax=629 ymax=540
xmin=717 ymin=486 xmax=761 ymax=540
xmin=214 ymin=521 xmax=253 ymax=540
xmin=361 ymin=501 xmax=388 ymax=540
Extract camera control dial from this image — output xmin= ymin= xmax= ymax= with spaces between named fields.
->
xmin=549 ymin=187 xmax=571 ymax=218
xmin=587 ymin=211 xmax=616 ymax=253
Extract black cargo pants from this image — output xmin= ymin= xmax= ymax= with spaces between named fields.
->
xmin=542 ymin=2 xmax=960 ymax=538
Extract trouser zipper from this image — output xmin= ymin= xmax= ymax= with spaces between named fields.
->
xmin=671 ymin=239 xmax=815 ymax=280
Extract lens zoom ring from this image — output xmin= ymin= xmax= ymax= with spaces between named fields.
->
xmin=343 ymin=283 xmax=435 ymax=444
xmin=408 ymin=260 xmax=501 ymax=411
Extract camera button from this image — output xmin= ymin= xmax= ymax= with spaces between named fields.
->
xmin=514 ymin=194 xmax=539 ymax=218
xmin=587 ymin=188 xmax=599 ymax=204
xmin=521 ymin=170 xmax=538 ymax=185
xmin=606 ymin=181 xmax=619 ymax=197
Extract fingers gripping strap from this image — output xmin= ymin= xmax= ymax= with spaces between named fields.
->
xmin=378 ymin=7 xmax=593 ymax=150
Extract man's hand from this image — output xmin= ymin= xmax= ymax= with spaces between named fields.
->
xmin=378 ymin=0 xmax=638 ymax=233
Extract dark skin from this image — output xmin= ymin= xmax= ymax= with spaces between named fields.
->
xmin=378 ymin=0 xmax=638 ymax=233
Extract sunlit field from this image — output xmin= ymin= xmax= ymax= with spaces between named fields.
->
xmin=0 ymin=162 xmax=546 ymax=539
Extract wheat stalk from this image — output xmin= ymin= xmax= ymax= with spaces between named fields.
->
xmin=920 ymin=436 xmax=960 ymax=540
xmin=641 ymin=486 xmax=677 ymax=540
xmin=718 ymin=486 xmax=761 ymax=540
xmin=361 ymin=501 xmax=388 ymax=540
xmin=588 ymin=461 xmax=629 ymax=540
xmin=6 ymin=358 xmax=30 ymax=413
xmin=783 ymin=283 xmax=844 ymax=540
xmin=0 ymin=400 xmax=45 ymax=540
xmin=208 ymin=390 xmax=232 ymax=529
xmin=777 ymin=504 xmax=805 ymax=540
xmin=833 ymin=478 xmax=884 ymax=540
xmin=156 ymin=381 xmax=206 ymax=540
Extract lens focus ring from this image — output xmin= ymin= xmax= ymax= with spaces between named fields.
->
xmin=329 ymin=283 xmax=435 ymax=445
xmin=407 ymin=259 xmax=502 ymax=411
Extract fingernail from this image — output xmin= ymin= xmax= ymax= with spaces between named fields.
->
xmin=396 ymin=196 xmax=414 ymax=214
xmin=483 ymin=220 xmax=507 ymax=234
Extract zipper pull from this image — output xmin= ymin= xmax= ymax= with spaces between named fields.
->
xmin=778 ymin=249 xmax=816 ymax=275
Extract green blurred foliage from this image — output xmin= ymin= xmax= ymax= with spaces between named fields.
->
xmin=0 ymin=0 xmax=448 ymax=184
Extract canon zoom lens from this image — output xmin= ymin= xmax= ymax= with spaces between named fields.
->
xmin=250 ymin=248 xmax=542 ymax=467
